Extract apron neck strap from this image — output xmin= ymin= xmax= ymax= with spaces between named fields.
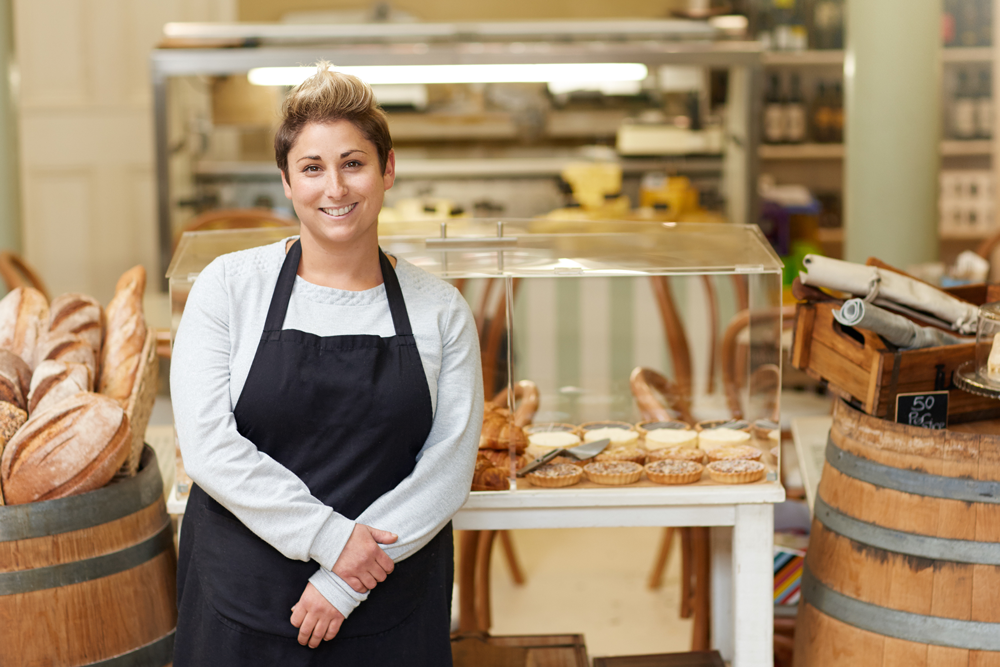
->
xmin=263 ymin=239 xmax=414 ymax=337
xmin=379 ymin=248 xmax=413 ymax=337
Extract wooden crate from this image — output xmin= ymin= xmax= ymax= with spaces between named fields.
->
xmin=592 ymin=651 xmax=725 ymax=667
xmin=452 ymin=633 xmax=588 ymax=667
xmin=791 ymin=299 xmax=1000 ymax=423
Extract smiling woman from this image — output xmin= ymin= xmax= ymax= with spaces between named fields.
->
xmin=170 ymin=63 xmax=484 ymax=667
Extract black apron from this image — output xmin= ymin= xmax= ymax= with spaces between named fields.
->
xmin=175 ymin=241 xmax=453 ymax=666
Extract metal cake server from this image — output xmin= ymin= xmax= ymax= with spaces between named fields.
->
xmin=516 ymin=438 xmax=611 ymax=477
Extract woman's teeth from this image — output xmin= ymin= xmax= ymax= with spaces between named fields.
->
xmin=322 ymin=204 xmax=356 ymax=216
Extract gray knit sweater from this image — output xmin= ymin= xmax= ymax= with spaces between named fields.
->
xmin=170 ymin=237 xmax=484 ymax=619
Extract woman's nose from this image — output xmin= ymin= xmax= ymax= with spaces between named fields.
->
xmin=325 ymin=172 xmax=348 ymax=199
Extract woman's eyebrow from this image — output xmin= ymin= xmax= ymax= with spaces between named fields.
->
xmin=340 ymin=149 xmax=367 ymax=158
xmin=296 ymin=155 xmax=322 ymax=162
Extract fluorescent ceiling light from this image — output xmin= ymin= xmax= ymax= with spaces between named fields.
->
xmin=248 ymin=63 xmax=648 ymax=87
xmin=547 ymin=80 xmax=643 ymax=96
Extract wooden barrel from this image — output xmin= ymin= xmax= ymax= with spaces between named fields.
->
xmin=0 ymin=445 xmax=177 ymax=666
xmin=794 ymin=399 xmax=1000 ymax=666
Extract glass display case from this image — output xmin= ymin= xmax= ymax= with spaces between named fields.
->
xmin=167 ymin=220 xmax=784 ymax=494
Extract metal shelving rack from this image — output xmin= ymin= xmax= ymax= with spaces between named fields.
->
xmin=150 ymin=21 xmax=765 ymax=280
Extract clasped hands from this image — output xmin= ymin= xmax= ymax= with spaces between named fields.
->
xmin=290 ymin=523 xmax=397 ymax=648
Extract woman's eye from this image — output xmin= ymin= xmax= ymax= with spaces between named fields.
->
xmin=345 ymin=160 xmax=361 ymax=168
xmin=303 ymin=165 xmax=320 ymax=173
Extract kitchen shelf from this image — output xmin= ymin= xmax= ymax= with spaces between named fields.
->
xmin=940 ymin=140 xmax=994 ymax=156
xmin=759 ymin=143 xmax=843 ymax=159
xmin=941 ymin=47 xmax=994 ymax=63
xmin=761 ymin=50 xmax=844 ymax=66
xmin=939 ymin=228 xmax=995 ymax=240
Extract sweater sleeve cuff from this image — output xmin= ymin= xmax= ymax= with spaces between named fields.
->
xmin=309 ymin=568 xmax=368 ymax=619
xmin=308 ymin=513 xmax=355 ymax=571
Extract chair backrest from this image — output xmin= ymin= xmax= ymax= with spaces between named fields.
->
xmin=0 ymin=251 xmax=49 ymax=300
xmin=490 ymin=380 xmax=539 ymax=428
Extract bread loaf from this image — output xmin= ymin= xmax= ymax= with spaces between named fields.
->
xmin=34 ymin=332 xmax=97 ymax=385
xmin=471 ymin=453 xmax=510 ymax=491
xmin=0 ymin=353 xmax=25 ymax=410
xmin=0 ymin=287 xmax=49 ymax=368
xmin=27 ymin=360 xmax=92 ymax=415
xmin=0 ymin=392 xmax=131 ymax=504
xmin=99 ymin=266 xmax=147 ymax=404
xmin=478 ymin=449 xmax=528 ymax=471
xmin=0 ymin=402 xmax=27 ymax=505
xmin=49 ymin=293 xmax=104 ymax=360
xmin=478 ymin=406 xmax=527 ymax=453
xmin=0 ymin=349 xmax=32 ymax=401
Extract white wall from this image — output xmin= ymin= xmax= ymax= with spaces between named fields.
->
xmin=14 ymin=0 xmax=235 ymax=302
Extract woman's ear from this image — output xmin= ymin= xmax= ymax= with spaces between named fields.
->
xmin=383 ymin=150 xmax=396 ymax=191
xmin=281 ymin=170 xmax=292 ymax=199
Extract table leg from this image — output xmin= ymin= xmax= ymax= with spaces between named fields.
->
xmin=732 ymin=504 xmax=774 ymax=667
xmin=710 ymin=526 xmax=733 ymax=662
xmin=457 ymin=531 xmax=481 ymax=633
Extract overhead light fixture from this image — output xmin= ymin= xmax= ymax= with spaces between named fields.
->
xmin=247 ymin=63 xmax=648 ymax=87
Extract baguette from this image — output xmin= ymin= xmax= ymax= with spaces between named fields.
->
xmin=34 ymin=332 xmax=97 ymax=385
xmin=0 ymin=287 xmax=49 ymax=368
xmin=0 ymin=402 xmax=28 ymax=505
xmin=49 ymin=293 xmax=104 ymax=360
xmin=0 ymin=392 xmax=131 ymax=504
xmin=99 ymin=266 xmax=147 ymax=404
xmin=27 ymin=360 xmax=91 ymax=415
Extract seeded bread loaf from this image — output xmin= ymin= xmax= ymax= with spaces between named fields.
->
xmin=49 ymin=293 xmax=104 ymax=360
xmin=98 ymin=266 xmax=147 ymax=404
xmin=27 ymin=360 xmax=92 ymax=415
xmin=0 ymin=392 xmax=131 ymax=504
xmin=0 ymin=402 xmax=27 ymax=505
xmin=34 ymin=332 xmax=97 ymax=385
xmin=0 ymin=287 xmax=49 ymax=368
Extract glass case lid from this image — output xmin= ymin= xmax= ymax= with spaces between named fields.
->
xmin=166 ymin=219 xmax=782 ymax=281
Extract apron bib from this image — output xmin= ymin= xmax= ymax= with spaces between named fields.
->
xmin=175 ymin=241 xmax=452 ymax=666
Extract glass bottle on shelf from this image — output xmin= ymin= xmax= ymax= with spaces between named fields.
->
xmin=979 ymin=0 xmax=993 ymax=47
xmin=764 ymin=73 xmax=786 ymax=144
xmin=812 ymin=0 xmax=844 ymax=50
xmin=811 ymin=81 xmax=832 ymax=143
xmin=830 ymin=81 xmax=844 ymax=143
xmin=785 ymin=73 xmax=807 ymax=143
xmin=960 ymin=1 xmax=981 ymax=46
xmin=953 ymin=69 xmax=979 ymax=140
xmin=942 ymin=0 xmax=958 ymax=48
xmin=977 ymin=68 xmax=993 ymax=140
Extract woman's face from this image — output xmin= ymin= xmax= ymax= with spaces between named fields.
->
xmin=281 ymin=119 xmax=395 ymax=251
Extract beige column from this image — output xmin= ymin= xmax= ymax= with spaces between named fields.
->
xmin=0 ymin=0 xmax=19 ymax=253
xmin=844 ymin=0 xmax=940 ymax=266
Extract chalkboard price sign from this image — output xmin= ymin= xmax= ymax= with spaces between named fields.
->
xmin=895 ymin=390 xmax=949 ymax=430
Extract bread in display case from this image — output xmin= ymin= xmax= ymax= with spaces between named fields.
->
xmin=166 ymin=220 xmax=784 ymax=495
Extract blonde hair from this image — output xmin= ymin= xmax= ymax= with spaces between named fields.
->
xmin=274 ymin=62 xmax=392 ymax=177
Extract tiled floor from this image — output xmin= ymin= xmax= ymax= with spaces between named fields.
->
xmin=485 ymin=527 xmax=694 ymax=660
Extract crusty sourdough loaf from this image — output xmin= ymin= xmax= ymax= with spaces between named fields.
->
xmin=0 ymin=401 xmax=27 ymax=505
xmin=98 ymin=266 xmax=147 ymax=404
xmin=34 ymin=332 xmax=97 ymax=385
xmin=0 ymin=392 xmax=131 ymax=504
xmin=48 ymin=293 xmax=104 ymax=360
xmin=0 ymin=349 xmax=32 ymax=401
xmin=27 ymin=360 xmax=92 ymax=415
xmin=471 ymin=453 xmax=510 ymax=491
xmin=0 ymin=287 xmax=49 ymax=369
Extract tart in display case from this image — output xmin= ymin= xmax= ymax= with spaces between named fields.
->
xmin=167 ymin=219 xmax=784 ymax=493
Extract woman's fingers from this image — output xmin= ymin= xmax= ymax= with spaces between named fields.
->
xmin=309 ymin=619 xmax=329 ymax=649
xmin=297 ymin=612 xmax=318 ymax=646
xmin=375 ymin=548 xmax=395 ymax=575
xmin=290 ymin=602 xmax=305 ymax=628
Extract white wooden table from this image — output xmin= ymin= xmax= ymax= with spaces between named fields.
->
xmin=169 ymin=481 xmax=784 ymax=666
xmin=454 ymin=481 xmax=785 ymax=666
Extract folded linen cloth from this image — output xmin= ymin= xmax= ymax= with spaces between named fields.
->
xmin=833 ymin=298 xmax=967 ymax=349
xmin=800 ymin=255 xmax=979 ymax=334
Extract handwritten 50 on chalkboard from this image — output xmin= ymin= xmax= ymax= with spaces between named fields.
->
xmin=895 ymin=390 xmax=949 ymax=430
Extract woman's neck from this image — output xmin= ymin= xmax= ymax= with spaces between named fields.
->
xmin=291 ymin=233 xmax=394 ymax=291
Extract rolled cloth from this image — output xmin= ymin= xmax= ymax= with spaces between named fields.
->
xmin=800 ymin=255 xmax=979 ymax=334
xmin=833 ymin=298 xmax=967 ymax=349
